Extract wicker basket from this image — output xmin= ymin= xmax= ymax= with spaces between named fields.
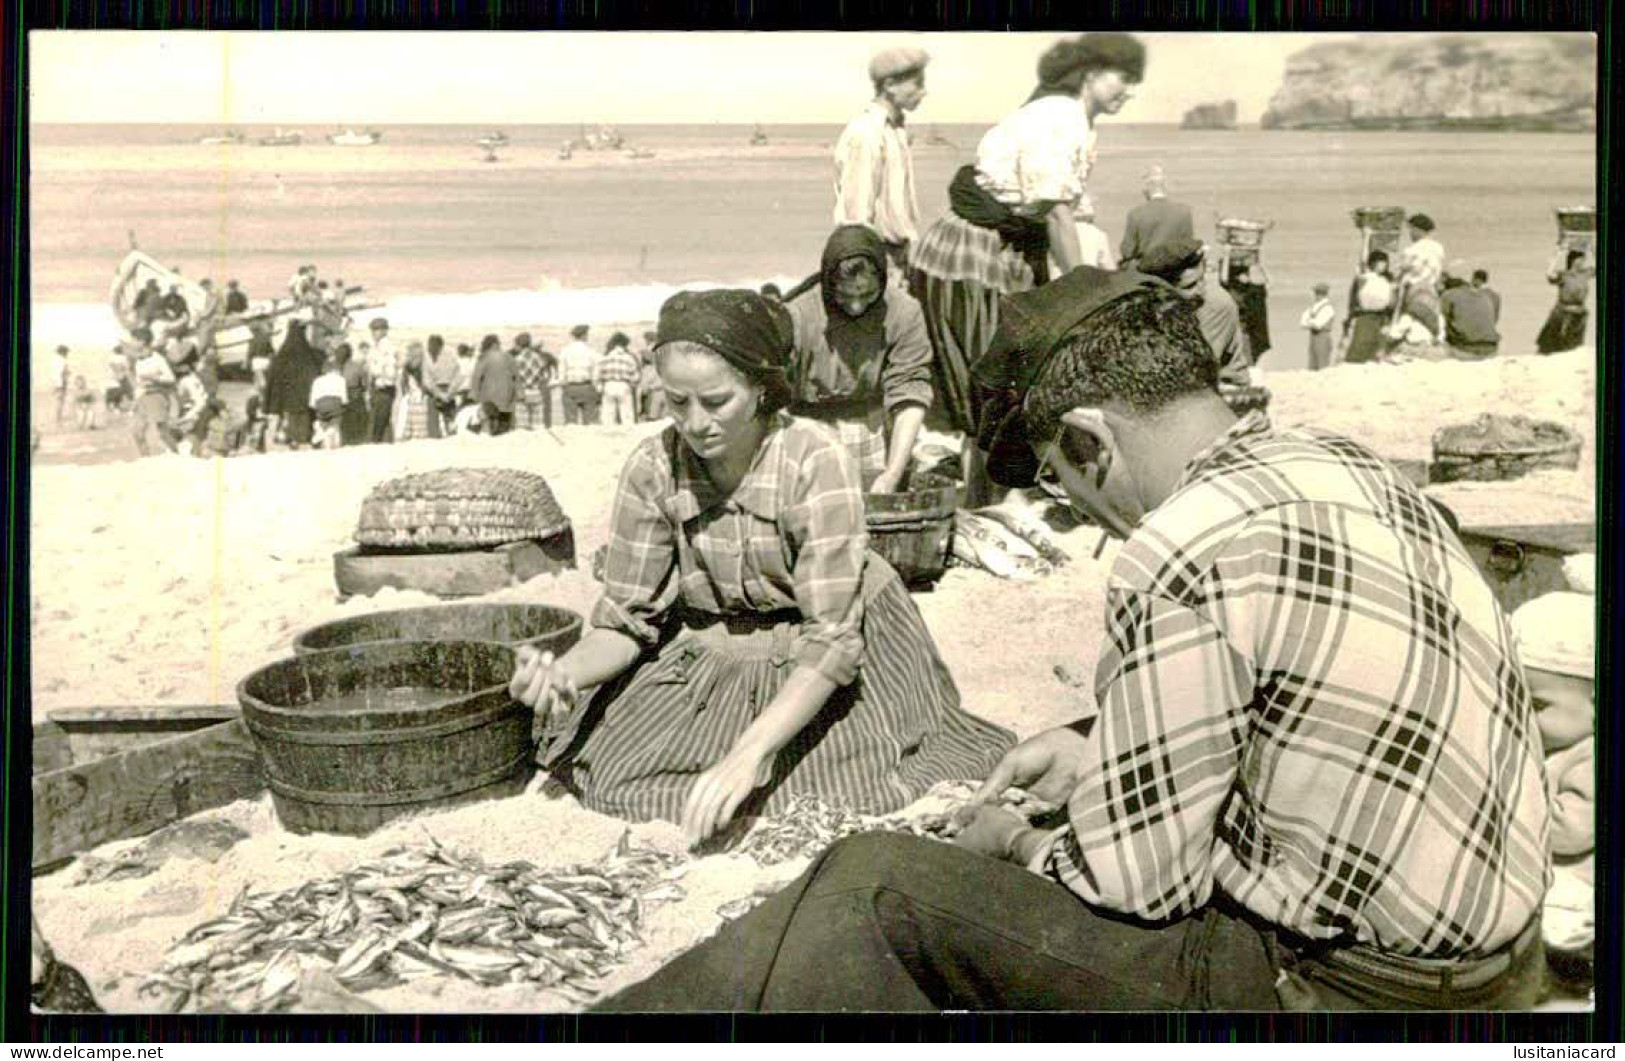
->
xmin=355 ymin=468 xmax=571 ymax=551
xmin=1431 ymin=415 xmax=1582 ymax=484
xmin=1352 ymin=206 xmax=1406 ymax=232
xmin=1217 ymin=218 xmax=1268 ymax=248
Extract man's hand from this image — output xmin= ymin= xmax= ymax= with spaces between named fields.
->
xmin=973 ymin=725 xmax=1091 ymax=806
xmin=952 ymin=803 xmax=1028 ymax=861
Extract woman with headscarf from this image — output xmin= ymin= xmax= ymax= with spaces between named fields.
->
xmin=264 ymin=319 xmax=324 ymax=449
xmin=908 ymin=33 xmax=1144 ymax=505
xmin=1536 ymin=248 xmax=1594 ymax=354
xmin=1340 ymin=249 xmax=1394 ymax=365
xmin=512 ymin=290 xmax=1012 ymax=845
xmin=781 ymin=224 xmax=934 ymax=494
xmin=391 ymin=341 xmax=440 ymax=442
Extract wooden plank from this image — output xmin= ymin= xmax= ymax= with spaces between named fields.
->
xmin=1457 ymin=522 xmax=1595 ymax=556
xmin=32 ymin=719 xmax=267 ymax=871
xmin=47 ymin=704 xmax=240 ymax=726
xmin=44 ymin=705 xmax=243 ymax=772
xmin=34 ymin=722 xmax=74 ymax=776
xmin=333 ymin=534 xmax=576 ymax=601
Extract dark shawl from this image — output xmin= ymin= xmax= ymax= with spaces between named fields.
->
xmin=265 ymin=321 xmax=324 ymax=417
xmin=948 ymin=165 xmax=1052 ymax=286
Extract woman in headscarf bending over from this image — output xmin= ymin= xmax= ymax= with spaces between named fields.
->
xmin=909 ymin=33 xmax=1144 ymax=506
xmin=781 ymin=225 xmax=935 ymax=494
xmin=513 ymin=290 xmax=1013 ymax=845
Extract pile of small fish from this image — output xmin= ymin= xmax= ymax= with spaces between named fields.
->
xmin=721 ymin=787 xmax=1053 ymax=869
xmin=139 ymin=830 xmax=686 ymax=1013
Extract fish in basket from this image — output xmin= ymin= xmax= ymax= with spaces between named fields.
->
xmin=336 ymin=468 xmax=577 ymax=599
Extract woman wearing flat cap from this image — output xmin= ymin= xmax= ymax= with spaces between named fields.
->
xmin=512 ymin=289 xmax=1012 ymax=846
xmin=909 ymin=33 xmax=1145 ymax=507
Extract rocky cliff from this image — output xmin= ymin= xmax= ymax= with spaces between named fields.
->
xmin=1261 ymin=35 xmax=1595 ymax=131
xmin=1181 ymin=100 xmax=1238 ymax=130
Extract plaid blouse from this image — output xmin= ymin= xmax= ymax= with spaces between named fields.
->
xmin=596 ymin=346 xmax=643 ymax=387
xmin=1043 ymin=412 xmax=1550 ymax=959
xmin=592 ymin=413 xmax=869 ymax=685
xmin=514 ymin=348 xmax=555 ymax=392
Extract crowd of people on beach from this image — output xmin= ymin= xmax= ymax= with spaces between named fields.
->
xmin=39 ymin=31 xmax=1598 ymax=1016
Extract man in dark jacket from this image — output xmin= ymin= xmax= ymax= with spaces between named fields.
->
xmin=469 ymin=334 xmax=518 ymax=436
xmin=1117 ymin=165 xmax=1195 ymax=271
xmin=1440 ymin=260 xmax=1501 ymax=360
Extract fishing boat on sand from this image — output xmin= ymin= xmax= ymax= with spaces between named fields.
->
xmin=197 ymin=131 xmax=246 ymax=146
xmin=327 ymin=128 xmax=383 ymax=146
xmin=110 ymin=249 xmax=382 ymax=365
xmin=257 ymin=128 xmax=303 ymax=147
xmin=750 ymin=125 xmax=769 ymax=146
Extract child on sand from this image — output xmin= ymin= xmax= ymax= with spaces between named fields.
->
xmin=1509 ymin=586 xmax=1595 ymax=970
xmin=71 ymin=375 xmax=97 ymax=430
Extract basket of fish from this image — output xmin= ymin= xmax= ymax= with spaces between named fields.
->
xmin=238 ymin=640 xmax=533 ymax=836
xmin=1431 ymin=414 xmax=1582 ymax=484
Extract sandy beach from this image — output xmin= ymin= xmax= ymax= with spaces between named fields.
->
xmin=29 ymin=346 xmax=1595 ymax=1014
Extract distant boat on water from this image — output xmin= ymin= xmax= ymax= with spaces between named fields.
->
xmin=750 ymin=125 xmax=769 ymax=146
xmin=476 ymin=131 xmax=509 ymax=149
xmin=627 ymin=146 xmax=656 ymax=160
xmin=327 ymin=128 xmax=383 ymax=146
xmin=257 ymin=128 xmax=304 ymax=147
xmin=197 ymin=130 xmax=245 ymax=146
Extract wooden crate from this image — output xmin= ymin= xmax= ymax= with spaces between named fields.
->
xmin=32 ymin=708 xmax=266 ymax=873
xmin=333 ymin=530 xmax=576 ymax=600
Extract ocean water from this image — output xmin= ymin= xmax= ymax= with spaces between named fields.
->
xmin=29 ymin=122 xmax=1596 ymax=376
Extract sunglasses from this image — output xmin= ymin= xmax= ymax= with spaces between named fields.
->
xmin=1032 ymin=424 xmax=1104 ymax=501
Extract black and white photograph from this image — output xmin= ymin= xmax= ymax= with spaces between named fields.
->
xmin=25 ymin=29 xmax=1598 ymax=1017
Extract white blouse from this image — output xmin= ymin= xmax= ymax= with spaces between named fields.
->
xmin=973 ymin=95 xmax=1096 ymax=217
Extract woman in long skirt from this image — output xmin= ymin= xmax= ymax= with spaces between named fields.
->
xmin=1341 ymin=250 xmax=1394 ymax=365
xmin=1536 ymin=249 xmax=1594 ymax=354
xmin=908 ymin=33 xmax=1144 ymax=508
xmin=513 ymin=290 xmax=1013 ymax=845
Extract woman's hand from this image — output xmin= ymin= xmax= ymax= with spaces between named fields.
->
xmin=508 ymin=646 xmax=581 ymax=721
xmin=869 ymin=469 xmax=903 ymax=495
xmin=682 ymin=748 xmax=775 ymax=847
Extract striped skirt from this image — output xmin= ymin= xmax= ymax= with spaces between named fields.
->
xmin=907 ymin=215 xmax=1035 ymax=435
xmin=541 ymin=555 xmax=1014 ymax=824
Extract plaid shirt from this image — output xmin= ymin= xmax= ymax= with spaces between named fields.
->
xmin=1043 ymin=412 xmax=1549 ymax=959
xmin=514 ymin=348 xmax=555 ymax=392
xmin=596 ymin=346 xmax=643 ymax=387
xmin=592 ymin=413 xmax=868 ymax=685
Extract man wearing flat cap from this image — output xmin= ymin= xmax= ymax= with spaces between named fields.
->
xmin=1136 ymin=237 xmax=1251 ymax=386
xmin=833 ymin=45 xmax=929 ymax=274
xmin=597 ymin=270 xmax=1548 ymax=1012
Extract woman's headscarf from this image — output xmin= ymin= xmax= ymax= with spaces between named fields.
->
xmin=782 ymin=225 xmax=890 ymax=366
xmin=656 ymin=289 xmax=794 ymax=410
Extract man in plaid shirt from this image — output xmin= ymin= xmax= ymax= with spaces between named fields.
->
xmin=511 ymin=332 xmax=554 ymax=430
xmin=601 ymin=269 xmax=1550 ymax=1013
xmin=595 ymin=331 xmax=642 ymax=425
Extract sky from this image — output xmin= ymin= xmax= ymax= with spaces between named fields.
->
xmin=29 ymin=31 xmax=1359 ymax=126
